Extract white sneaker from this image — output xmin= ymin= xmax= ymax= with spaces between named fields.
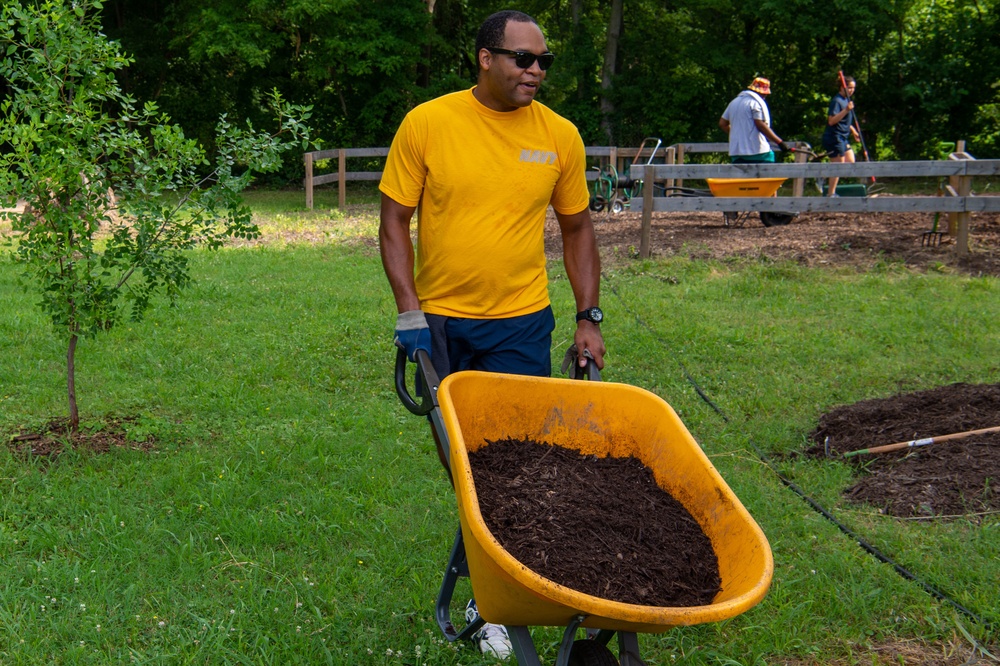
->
xmin=465 ymin=599 xmax=513 ymax=659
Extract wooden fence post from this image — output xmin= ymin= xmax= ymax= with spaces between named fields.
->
xmin=955 ymin=172 xmax=971 ymax=257
xmin=793 ymin=144 xmax=806 ymax=197
xmin=338 ymin=149 xmax=347 ymax=209
xmin=675 ymin=144 xmax=686 ymax=189
xmin=664 ymin=146 xmax=676 ymax=191
xmin=640 ymin=170 xmax=653 ymax=259
xmin=304 ymin=152 xmax=314 ymax=210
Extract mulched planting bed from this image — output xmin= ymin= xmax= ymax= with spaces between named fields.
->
xmin=806 ymin=382 xmax=1000 ymax=518
xmin=7 ymin=416 xmax=157 ymax=464
xmin=468 ymin=437 xmax=721 ymax=607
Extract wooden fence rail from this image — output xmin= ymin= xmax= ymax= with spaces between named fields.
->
xmin=303 ymin=147 xmax=389 ymax=209
xmin=302 ymin=144 xmax=998 ymax=260
xmin=303 ymin=146 xmax=657 ymax=209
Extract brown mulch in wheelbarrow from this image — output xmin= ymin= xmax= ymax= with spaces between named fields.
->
xmin=468 ymin=437 xmax=721 ymax=607
xmin=805 ymin=382 xmax=1000 ymax=518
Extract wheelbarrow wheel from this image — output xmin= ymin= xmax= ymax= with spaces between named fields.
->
xmin=568 ymin=638 xmax=620 ymax=666
xmin=759 ymin=211 xmax=796 ymax=227
xmin=610 ymin=198 xmax=626 ymax=214
xmin=589 ymin=196 xmax=606 ymax=213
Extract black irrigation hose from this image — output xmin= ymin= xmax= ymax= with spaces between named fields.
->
xmin=603 ymin=274 xmax=996 ymax=634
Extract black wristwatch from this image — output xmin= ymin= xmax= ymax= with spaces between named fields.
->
xmin=575 ymin=306 xmax=604 ymax=325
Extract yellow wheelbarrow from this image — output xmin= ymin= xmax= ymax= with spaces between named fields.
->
xmin=395 ymin=349 xmax=773 ymax=665
xmin=663 ymin=177 xmax=795 ymax=228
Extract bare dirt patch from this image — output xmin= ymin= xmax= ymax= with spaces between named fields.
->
xmin=546 ymin=208 xmax=1000 ymax=276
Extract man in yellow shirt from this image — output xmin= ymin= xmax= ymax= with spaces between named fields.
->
xmin=380 ymin=10 xmax=604 ymax=379
xmin=378 ymin=9 xmax=605 ymax=659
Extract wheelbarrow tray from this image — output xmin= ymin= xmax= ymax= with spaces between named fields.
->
xmin=706 ymin=177 xmax=787 ymax=197
xmin=437 ymin=371 xmax=773 ymax=635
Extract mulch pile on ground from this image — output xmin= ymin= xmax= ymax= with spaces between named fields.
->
xmin=807 ymin=382 xmax=1000 ymax=518
xmin=468 ymin=437 xmax=721 ymax=607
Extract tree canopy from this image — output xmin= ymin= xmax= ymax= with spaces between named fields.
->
xmin=99 ymin=0 xmax=1000 ymax=170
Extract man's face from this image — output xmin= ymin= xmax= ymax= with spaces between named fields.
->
xmin=844 ymin=82 xmax=856 ymax=96
xmin=476 ymin=20 xmax=548 ymax=112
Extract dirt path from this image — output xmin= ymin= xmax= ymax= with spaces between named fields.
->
xmin=545 ymin=208 xmax=1000 ymax=276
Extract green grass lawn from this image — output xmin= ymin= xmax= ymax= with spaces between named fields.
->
xmin=1 ymin=189 xmax=997 ymax=664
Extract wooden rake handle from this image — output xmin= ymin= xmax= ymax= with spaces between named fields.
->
xmin=843 ymin=425 xmax=1000 ymax=458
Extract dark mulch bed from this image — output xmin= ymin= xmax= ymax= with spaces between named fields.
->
xmin=7 ymin=417 xmax=156 ymax=463
xmin=805 ymin=383 xmax=1000 ymax=518
xmin=468 ymin=437 xmax=721 ymax=607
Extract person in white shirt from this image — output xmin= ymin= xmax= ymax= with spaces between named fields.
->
xmin=719 ymin=77 xmax=792 ymax=163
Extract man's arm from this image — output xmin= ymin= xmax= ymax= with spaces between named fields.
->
xmin=378 ymin=193 xmax=420 ymax=313
xmin=556 ymin=206 xmax=606 ymax=369
xmin=753 ymin=118 xmax=784 ymax=146
xmin=718 ymin=117 xmax=731 ymax=134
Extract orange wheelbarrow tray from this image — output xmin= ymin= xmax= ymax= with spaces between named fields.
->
xmin=663 ymin=177 xmax=795 ymax=227
xmin=706 ymin=177 xmax=787 ymax=197
xmin=435 ymin=369 xmax=774 ymax=664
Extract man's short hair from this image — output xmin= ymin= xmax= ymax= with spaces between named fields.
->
xmin=475 ymin=10 xmax=538 ymax=59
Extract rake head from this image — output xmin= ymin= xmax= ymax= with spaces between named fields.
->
xmin=921 ymin=231 xmax=944 ymax=247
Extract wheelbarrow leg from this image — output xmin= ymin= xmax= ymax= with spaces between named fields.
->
xmin=617 ymin=631 xmax=649 ymax=665
xmin=553 ymin=616 xmax=587 ymax=666
xmin=435 ymin=526 xmax=483 ymax=642
xmin=508 ymin=626 xmax=544 ymax=666
xmin=508 ymin=614 xmax=587 ymax=666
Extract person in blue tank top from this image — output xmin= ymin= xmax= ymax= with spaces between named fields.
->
xmin=821 ymin=76 xmax=861 ymax=196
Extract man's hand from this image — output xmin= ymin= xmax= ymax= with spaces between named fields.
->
xmin=394 ymin=310 xmax=431 ymax=361
xmin=779 ymin=140 xmax=796 ymax=152
xmin=574 ymin=321 xmax=606 ymax=370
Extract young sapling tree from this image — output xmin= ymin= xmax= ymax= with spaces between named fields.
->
xmin=0 ymin=0 xmax=314 ymax=432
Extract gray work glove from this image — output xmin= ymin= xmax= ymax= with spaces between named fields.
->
xmin=393 ymin=310 xmax=431 ymax=362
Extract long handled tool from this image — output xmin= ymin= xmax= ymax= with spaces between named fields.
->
xmin=843 ymin=424 xmax=1000 ymax=458
xmin=838 ymin=70 xmax=874 ymax=184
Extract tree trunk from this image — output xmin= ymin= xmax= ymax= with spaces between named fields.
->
xmin=68 ymin=331 xmax=79 ymax=432
xmin=599 ymin=0 xmax=623 ymax=144
xmin=417 ymin=0 xmax=437 ymax=88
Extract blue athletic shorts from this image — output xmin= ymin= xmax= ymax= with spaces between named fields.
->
xmin=425 ymin=306 xmax=555 ymax=379
xmin=822 ymin=134 xmax=851 ymax=157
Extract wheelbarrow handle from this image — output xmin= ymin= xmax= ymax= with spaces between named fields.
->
xmin=394 ymin=347 xmax=441 ymax=416
xmin=579 ymin=356 xmax=601 ymax=381
xmin=561 ymin=344 xmax=602 ymax=381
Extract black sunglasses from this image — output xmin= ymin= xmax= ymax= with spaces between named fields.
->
xmin=487 ymin=47 xmax=555 ymax=71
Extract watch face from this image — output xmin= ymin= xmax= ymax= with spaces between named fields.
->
xmin=589 ymin=307 xmax=603 ymax=323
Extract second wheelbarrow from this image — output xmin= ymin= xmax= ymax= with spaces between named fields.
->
xmin=664 ymin=177 xmax=796 ymax=227
xmin=395 ymin=350 xmax=773 ymax=665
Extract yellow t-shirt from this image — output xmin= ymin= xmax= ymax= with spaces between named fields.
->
xmin=379 ymin=88 xmax=590 ymax=319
